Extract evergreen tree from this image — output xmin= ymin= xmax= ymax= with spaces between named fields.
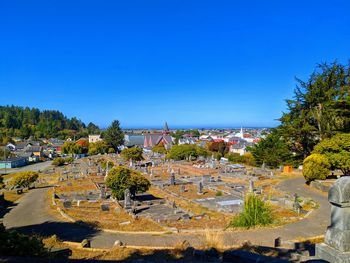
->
xmin=104 ymin=120 xmax=124 ymax=152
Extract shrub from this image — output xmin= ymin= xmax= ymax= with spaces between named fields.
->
xmin=10 ymin=171 xmax=39 ymax=189
xmin=106 ymin=166 xmax=150 ymax=199
xmin=65 ymin=156 xmax=74 ymax=164
xmin=0 ymin=224 xmax=47 ymax=256
xmin=121 ymin=147 xmax=144 ymax=161
xmin=229 ymin=194 xmax=273 ymax=229
xmin=303 ymin=153 xmax=330 ymax=182
xmin=215 ymin=190 xmax=223 ymax=196
xmin=152 ymin=144 xmax=167 ymax=154
xmin=166 ymin=144 xmax=209 ymax=160
xmin=108 ymin=147 xmax=115 ymax=154
xmin=52 ymin=157 xmax=65 ymax=166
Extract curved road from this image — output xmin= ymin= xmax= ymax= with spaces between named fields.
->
xmin=3 ymin=176 xmax=330 ymax=248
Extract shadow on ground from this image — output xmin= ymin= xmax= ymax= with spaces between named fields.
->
xmin=9 ymin=221 xmax=100 ymax=243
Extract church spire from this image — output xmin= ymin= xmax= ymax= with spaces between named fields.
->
xmin=163 ymin=121 xmax=170 ymax=134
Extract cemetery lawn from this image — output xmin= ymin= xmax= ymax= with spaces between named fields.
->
xmin=3 ymin=189 xmax=28 ymax=203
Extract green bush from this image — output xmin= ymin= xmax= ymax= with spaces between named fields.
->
xmin=65 ymin=156 xmax=74 ymax=164
xmin=121 ymin=147 xmax=144 ymax=161
xmin=0 ymin=224 xmax=47 ymax=256
xmin=229 ymin=194 xmax=273 ymax=229
xmin=303 ymin=153 xmax=330 ymax=182
xmin=106 ymin=166 xmax=150 ymax=199
xmin=215 ymin=191 xmax=223 ymax=196
xmin=167 ymin=144 xmax=208 ymax=160
xmin=52 ymin=157 xmax=65 ymax=166
xmin=108 ymin=147 xmax=115 ymax=154
xmin=10 ymin=171 xmax=39 ymax=189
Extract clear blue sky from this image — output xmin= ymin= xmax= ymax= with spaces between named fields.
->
xmin=0 ymin=1 xmax=349 ymax=128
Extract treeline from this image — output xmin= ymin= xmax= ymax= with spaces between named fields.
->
xmin=0 ymin=105 xmax=100 ymax=141
xmin=250 ymin=61 xmax=350 ymax=168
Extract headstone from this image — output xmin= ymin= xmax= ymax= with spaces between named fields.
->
xmin=198 ymin=181 xmax=203 ymax=195
xmin=63 ymin=200 xmax=72 ymax=209
xmin=101 ymin=203 xmax=110 ymax=211
xmin=316 ymin=177 xmax=350 ymax=262
xmin=249 ymin=180 xmax=254 ymax=193
xmin=124 ymin=189 xmax=132 ymax=209
xmin=100 ymin=187 xmax=105 ymax=199
xmin=170 ymin=171 xmax=176 ymax=185
xmin=180 ymin=185 xmax=186 ymax=193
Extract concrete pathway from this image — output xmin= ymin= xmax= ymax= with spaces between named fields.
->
xmin=3 ymin=176 xmax=330 ymax=248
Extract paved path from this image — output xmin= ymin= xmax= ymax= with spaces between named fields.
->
xmin=3 ymin=176 xmax=330 ymax=248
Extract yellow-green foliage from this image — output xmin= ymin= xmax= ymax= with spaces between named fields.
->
xmin=10 ymin=171 xmax=39 ymax=188
xmin=229 ymin=193 xmax=273 ymax=229
xmin=121 ymin=147 xmax=144 ymax=161
xmin=303 ymin=153 xmax=330 ymax=182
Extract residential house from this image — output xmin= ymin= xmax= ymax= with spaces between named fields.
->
xmin=88 ymin=135 xmax=102 ymax=143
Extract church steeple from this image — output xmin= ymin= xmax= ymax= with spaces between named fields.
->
xmin=163 ymin=121 xmax=170 ymax=134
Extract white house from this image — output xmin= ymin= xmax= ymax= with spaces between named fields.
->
xmin=89 ymin=135 xmax=102 ymax=143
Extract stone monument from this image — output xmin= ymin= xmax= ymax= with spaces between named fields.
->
xmin=124 ymin=188 xmax=132 ymax=209
xmin=170 ymin=170 xmax=175 ymax=185
xmin=249 ymin=180 xmax=254 ymax=193
xmin=316 ymin=176 xmax=350 ymax=262
xmin=198 ymin=181 xmax=203 ymax=195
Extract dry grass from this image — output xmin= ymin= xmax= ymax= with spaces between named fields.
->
xmin=166 ymin=184 xmax=217 ymax=200
xmin=203 ymin=229 xmax=225 ymax=249
xmin=3 ymin=190 xmax=28 ymax=202
xmin=56 ymin=200 xmax=164 ymax=232
xmin=55 ymin=178 xmax=97 ymax=193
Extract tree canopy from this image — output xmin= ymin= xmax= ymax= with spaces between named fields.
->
xmin=121 ymin=147 xmax=143 ymax=161
xmin=166 ymin=144 xmax=209 ymax=160
xmin=105 ymin=166 xmax=150 ymax=199
xmin=0 ymin=105 xmax=100 ymax=140
xmin=104 ymin=120 xmax=124 ymax=152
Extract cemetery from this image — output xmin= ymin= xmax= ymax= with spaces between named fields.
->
xmin=46 ymin=154 xmax=317 ymax=233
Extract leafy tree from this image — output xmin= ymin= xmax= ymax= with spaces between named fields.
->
xmin=87 ymin=122 xmax=100 ymax=134
xmin=152 ymin=143 xmax=167 ymax=154
xmin=0 ymin=224 xmax=48 ymax=256
xmin=108 ymin=147 xmax=115 ymax=154
xmin=104 ymin=120 xmax=124 ymax=152
xmin=166 ymin=144 xmax=208 ymax=160
xmin=121 ymin=147 xmax=144 ymax=161
xmin=279 ymin=62 xmax=350 ymax=159
xmin=225 ymin=152 xmax=256 ymax=166
xmin=207 ymin=141 xmax=230 ymax=156
xmin=249 ymin=130 xmax=293 ymax=168
xmin=105 ymin=166 xmax=150 ymax=199
xmin=10 ymin=171 xmax=39 ymax=188
xmin=313 ymin=133 xmax=350 ymax=175
xmin=303 ymin=154 xmax=330 ymax=182
xmin=229 ymin=193 xmax=273 ymax=229
xmin=88 ymin=140 xmax=109 ymax=155
xmin=52 ymin=157 xmax=65 ymax=166
xmin=100 ymin=160 xmax=114 ymax=170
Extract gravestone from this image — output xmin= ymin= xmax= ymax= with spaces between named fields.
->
xmin=63 ymin=200 xmax=72 ymax=209
xmin=180 ymin=185 xmax=186 ymax=193
xmin=316 ymin=177 xmax=350 ymax=262
xmin=101 ymin=203 xmax=110 ymax=211
xmin=170 ymin=171 xmax=176 ymax=185
xmin=198 ymin=181 xmax=203 ymax=195
xmin=99 ymin=187 xmax=105 ymax=199
xmin=124 ymin=189 xmax=132 ymax=209
xmin=249 ymin=180 xmax=254 ymax=193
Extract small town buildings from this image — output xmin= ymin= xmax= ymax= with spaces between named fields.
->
xmin=0 ymin=157 xmax=27 ymax=168
xmin=144 ymin=134 xmax=173 ymax=149
xmin=124 ymin=134 xmax=144 ymax=148
xmin=88 ymin=135 xmax=102 ymax=143
xmin=25 ymin=146 xmax=43 ymax=158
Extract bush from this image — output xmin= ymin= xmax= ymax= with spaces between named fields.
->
xmin=106 ymin=166 xmax=150 ymax=199
xmin=152 ymin=144 xmax=167 ymax=154
xmin=215 ymin=191 xmax=223 ymax=196
xmin=52 ymin=157 xmax=65 ymax=166
xmin=229 ymin=194 xmax=273 ymax=229
xmin=65 ymin=156 xmax=74 ymax=164
xmin=108 ymin=147 xmax=115 ymax=154
xmin=303 ymin=153 xmax=330 ymax=182
xmin=167 ymin=144 xmax=209 ymax=160
xmin=121 ymin=147 xmax=144 ymax=161
xmin=10 ymin=171 xmax=39 ymax=189
xmin=0 ymin=224 xmax=47 ymax=256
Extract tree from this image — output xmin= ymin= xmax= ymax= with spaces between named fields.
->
xmin=303 ymin=154 xmax=330 ymax=182
xmin=279 ymin=62 xmax=350 ymax=159
xmin=249 ymin=130 xmax=293 ymax=168
xmin=104 ymin=120 xmax=124 ymax=152
xmin=166 ymin=144 xmax=208 ymax=160
xmin=10 ymin=171 xmax=39 ymax=189
xmin=52 ymin=157 xmax=65 ymax=166
xmin=88 ymin=140 xmax=109 ymax=155
xmin=121 ymin=147 xmax=144 ymax=161
xmin=152 ymin=143 xmax=167 ymax=154
xmin=313 ymin=133 xmax=350 ymax=175
xmin=105 ymin=166 xmax=150 ymax=199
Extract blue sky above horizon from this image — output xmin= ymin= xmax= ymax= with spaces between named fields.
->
xmin=0 ymin=1 xmax=349 ymax=128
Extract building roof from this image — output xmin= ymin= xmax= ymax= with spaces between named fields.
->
xmin=0 ymin=157 xmax=27 ymax=163
xmin=25 ymin=146 xmax=43 ymax=152
xmin=125 ymin=135 xmax=145 ymax=147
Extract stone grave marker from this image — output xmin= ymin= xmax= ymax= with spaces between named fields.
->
xmin=63 ymin=200 xmax=72 ymax=209
xmin=170 ymin=171 xmax=176 ymax=185
xmin=124 ymin=189 xmax=132 ymax=209
xmin=101 ymin=203 xmax=110 ymax=212
xmin=316 ymin=176 xmax=350 ymax=262
xmin=198 ymin=181 xmax=203 ymax=195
